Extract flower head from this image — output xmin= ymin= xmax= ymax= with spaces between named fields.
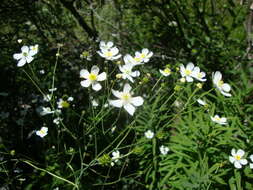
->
xmin=118 ymin=64 xmax=140 ymax=83
xmin=36 ymin=127 xmax=48 ymax=138
xmin=160 ymin=68 xmax=171 ymax=77
xmin=97 ymin=41 xmax=121 ymax=61
xmin=211 ymin=115 xmax=227 ymax=125
xmin=145 ymin=130 xmax=154 ymax=139
xmin=179 ymin=62 xmax=195 ymax=82
xmin=160 ymin=145 xmax=169 ymax=155
xmin=133 ymin=48 xmax=153 ymax=65
xmin=212 ymin=71 xmax=232 ymax=97
xmin=229 ymin=149 xmax=248 ymax=168
xmin=13 ymin=46 xmax=35 ymax=67
xmin=57 ymin=98 xmax=70 ymax=109
xmin=197 ymin=99 xmax=207 ymax=106
xmin=192 ymin=67 xmax=206 ymax=82
xmin=109 ymin=83 xmax=144 ymax=115
xmin=112 ymin=150 xmax=120 ymax=162
xmin=80 ymin=65 xmax=107 ymax=91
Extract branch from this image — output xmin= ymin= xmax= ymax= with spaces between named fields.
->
xmin=60 ymin=0 xmax=98 ymax=39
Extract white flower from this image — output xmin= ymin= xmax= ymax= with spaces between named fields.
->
xmin=179 ymin=62 xmax=195 ymax=82
xmin=112 ymin=150 xmax=120 ymax=162
xmin=211 ymin=115 xmax=227 ymax=125
xmin=39 ymin=69 xmax=45 ymax=74
xmin=145 ymin=130 xmax=154 ymax=139
xmin=249 ymin=155 xmax=253 ymax=169
xmin=118 ymin=64 xmax=140 ymax=83
xmin=212 ymin=71 xmax=232 ymax=97
xmin=109 ymin=83 xmax=144 ymax=115
xmin=13 ymin=46 xmax=34 ymax=67
xmin=38 ymin=107 xmax=54 ymax=116
xmin=160 ymin=68 xmax=171 ymax=77
xmin=160 ymin=145 xmax=169 ymax=155
xmin=17 ymin=39 xmax=22 ymax=43
xmin=97 ymin=42 xmax=121 ymax=61
xmin=36 ymin=127 xmax=48 ymax=138
xmin=57 ymin=98 xmax=70 ymax=109
xmin=229 ymin=149 xmax=248 ymax=169
xmin=80 ymin=65 xmax=107 ymax=91
xmin=133 ymin=49 xmax=153 ymax=65
xmin=192 ymin=67 xmax=206 ymax=82
xmin=53 ymin=117 xmax=62 ymax=125
xmin=197 ymin=99 xmax=207 ymax=106
xmin=29 ymin=44 xmax=39 ymax=56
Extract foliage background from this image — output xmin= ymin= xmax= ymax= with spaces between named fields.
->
xmin=1 ymin=0 xmax=253 ymax=189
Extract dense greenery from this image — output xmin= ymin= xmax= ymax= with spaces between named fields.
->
xmin=1 ymin=0 xmax=253 ymax=189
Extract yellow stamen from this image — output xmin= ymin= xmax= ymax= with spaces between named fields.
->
xmin=105 ymin=51 xmax=113 ymax=57
xmin=89 ymin=73 xmax=97 ymax=81
xmin=23 ymin=52 xmax=28 ymax=57
xmin=164 ymin=68 xmax=171 ymax=74
xmin=61 ymin=101 xmax=70 ymax=108
xmin=121 ymin=93 xmax=131 ymax=102
xmin=218 ymin=80 xmax=224 ymax=87
xmin=185 ymin=69 xmax=191 ymax=75
xmin=235 ymin=155 xmax=241 ymax=160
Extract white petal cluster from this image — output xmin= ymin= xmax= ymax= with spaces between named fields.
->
xmin=133 ymin=48 xmax=153 ymax=65
xmin=13 ymin=45 xmax=39 ymax=67
xmin=145 ymin=130 xmax=154 ymax=139
xmin=80 ymin=65 xmax=107 ymax=91
xmin=37 ymin=106 xmax=55 ymax=116
xmin=210 ymin=115 xmax=227 ymax=125
xmin=160 ymin=68 xmax=171 ymax=77
xmin=160 ymin=145 xmax=169 ymax=155
xmin=180 ymin=62 xmax=206 ymax=82
xmin=118 ymin=62 xmax=140 ymax=83
xmin=212 ymin=71 xmax=232 ymax=97
xmin=229 ymin=149 xmax=248 ymax=169
xmin=97 ymin=41 xmax=121 ymax=60
xmin=36 ymin=127 xmax=48 ymax=138
xmin=109 ymin=83 xmax=144 ymax=115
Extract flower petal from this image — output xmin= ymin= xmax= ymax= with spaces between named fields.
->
xmin=212 ymin=71 xmax=222 ymax=84
xmin=97 ymin=72 xmax=107 ymax=81
xmin=237 ymin=149 xmax=245 ymax=157
xmin=80 ymin=69 xmax=89 ymax=78
xmin=80 ymin=79 xmax=91 ymax=87
xmin=123 ymin=83 xmax=132 ymax=93
xmin=222 ymin=83 xmax=231 ymax=92
xmin=91 ymin=65 xmax=100 ymax=75
xmin=220 ymin=90 xmax=232 ymax=97
xmin=112 ymin=90 xmax=122 ymax=98
xmin=186 ymin=76 xmax=193 ymax=82
xmin=92 ymin=82 xmax=102 ymax=91
xmin=109 ymin=99 xmax=123 ymax=108
xmin=17 ymin=58 xmax=26 ymax=67
xmin=186 ymin=62 xmax=194 ymax=70
xmin=26 ymin=55 xmax=34 ymax=63
xmin=234 ymin=161 xmax=242 ymax=169
xmin=13 ymin=53 xmax=22 ymax=60
xmin=231 ymin=149 xmax=236 ymax=156
xmin=131 ymin=96 xmax=144 ymax=106
xmin=123 ymin=104 xmax=135 ymax=115
xmin=229 ymin=156 xmax=235 ymax=163
xmin=21 ymin=46 xmax=29 ymax=53
xmin=240 ymin=159 xmax=248 ymax=165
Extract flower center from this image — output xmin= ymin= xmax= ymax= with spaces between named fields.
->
xmin=125 ymin=70 xmax=131 ymax=74
xmin=105 ymin=51 xmax=113 ymax=57
xmin=185 ymin=69 xmax=191 ymax=76
xmin=23 ymin=52 xmax=28 ymax=57
xmin=164 ymin=68 xmax=171 ymax=74
xmin=40 ymin=129 xmax=46 ymax=135
xmin=134 ymin=57 xmax=141 ymax=62
xmin=121 ymin=93 xmax=131 ymax=102
xmin=89 ymin=73 xmax=97 ymax=81
xmin=218 ymin=80 xmax=224 ymax=87
xmin=61 ymin=101 xmax=70 ymax=108
xmin=235 ymin=155 xmax=241 ymax=160
xmin=140 ymin=53 xmax=145 ymax=58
